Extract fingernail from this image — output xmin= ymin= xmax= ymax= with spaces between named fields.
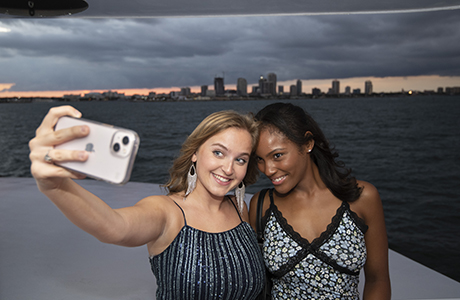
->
xmin=80 ymin=125 xmax=88 ymax=133
xmin=74 ymin=110 xmax=82 ymax=118
xmin=79 ymin=151 xmax=87 ymax=160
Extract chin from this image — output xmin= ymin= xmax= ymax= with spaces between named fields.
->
xmin=273 ymin=185 xmax=294 ymax=196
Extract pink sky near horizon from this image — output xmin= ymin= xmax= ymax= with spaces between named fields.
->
xmin=1 ymin=75 xmax=459 ymax=98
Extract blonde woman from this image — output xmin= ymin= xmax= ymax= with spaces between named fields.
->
xmin=29 ymin=106 xmax=265 ymax=300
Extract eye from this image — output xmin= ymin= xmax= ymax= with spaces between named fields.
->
xmin=236 ymin=157 xmax=248 ymax=165
xmin=213 ymin=150 xmax=223 ymax=157
xmin=255 ymin=156 xmax=263 ymax=163
xmin=274 ymin=153 xmax=283 ymax=159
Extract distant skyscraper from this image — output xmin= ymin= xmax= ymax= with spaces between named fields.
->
xmin=290 ymin=85 xmax=297 ymax=96
xmin=278 ymin=86 xmax=284 ymax=94
xmin=268 ymin=73 xmax=277 ymax=95
xmin=201 ymin=85 xmax=208 ymax=96
xmin=237 ymin=78 xmax=247 ymax=96
xmin=267 ymin=81 xmax=274 ymax=95
xmin=365 ymin=80 xmax=373 ymax=95
xmin=345 ymin=86 xmax=351 ymax=95
xmin=258 ymin=75 xmax=267 ymax=94
xmin=312 ymin=87 xmax=321 ymax=96
xmin=180 ymin=87 xmax=190 ymax=96
xmin=214 ymin=77 xmax=224 ymax=96
xmin=296 ymin=80 xmax=302 ymax=96
xmin=332 ymin=80 xmax=340 ymax=95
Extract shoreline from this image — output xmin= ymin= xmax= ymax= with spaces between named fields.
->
xmin=1 ymin=92 xmax=459 ymax=104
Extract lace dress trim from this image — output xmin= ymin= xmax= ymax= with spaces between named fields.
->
xmin=263 ymin=188 xmax=368 ymax=279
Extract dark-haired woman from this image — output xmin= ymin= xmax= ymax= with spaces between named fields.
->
xmin=249 ymin=103 xmax=390 ymax=299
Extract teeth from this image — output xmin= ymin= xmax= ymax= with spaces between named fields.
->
xmin=272 ymin=176 xmax=285 ymax=183
xmin=214 ymin=174 xmax=230 ymax=182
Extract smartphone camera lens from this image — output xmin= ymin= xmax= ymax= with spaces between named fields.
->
xmin=113 ymin=143 xmax=120 ymax=152
xmin=122 ymin=136 xmax=130 ymax=145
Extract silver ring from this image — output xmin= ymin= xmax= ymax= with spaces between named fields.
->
xmin=44 ymin=151 xmax=53 ymax=164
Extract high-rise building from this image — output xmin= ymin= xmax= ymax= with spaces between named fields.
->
xmin=201 ymin=85 xmax=208 ymax=96
xmin=267 ymin=81 xmax=275 ymax=96
xmin=345 ymin=86 xmax=351 ymax=95
xmin=332 ymin=80 xmax=340 ymax=95
xmin=268 ymin=73 xmax=277 ymax=95
xmin=312 ymin=87 xmax=321 ymax=96
xmin=180 ymin=87 xmax=190 ymax=96
xmin=214 ymin=77 xmax=224 ymax=96
xmin=258 ymin=75 xmax=267 ymax=94
xmin=237 ymin=78 xmax=247 ymax=96
xmin=365 ymin=80 xmax=373 ymax=95
xmin=296 ymin=79 xmax=302 ymax=96
xmin=278 ymin=86 xmax=284 ymax=94
xmin=290 ymin=85 xmax=297 ymax=96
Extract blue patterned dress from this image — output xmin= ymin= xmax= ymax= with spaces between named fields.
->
xmin=150 ymin=198 xmax=265 ymax=300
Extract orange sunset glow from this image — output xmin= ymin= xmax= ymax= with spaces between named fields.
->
xmin=1 ymin=75 xmax=459 ymax=98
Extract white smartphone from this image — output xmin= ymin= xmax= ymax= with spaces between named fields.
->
xmin=54 ymin=116 xmax=140 ymax=185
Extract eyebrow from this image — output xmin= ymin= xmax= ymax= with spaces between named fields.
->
xmin=212 ymin=143 xmax=251 ymax=157
xmin=262 ymin=147 xmax=286 ymax=157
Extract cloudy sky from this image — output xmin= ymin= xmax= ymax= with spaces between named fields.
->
xmin=1 ymin=8 xmax=460 ymax=96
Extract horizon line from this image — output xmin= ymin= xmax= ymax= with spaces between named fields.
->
xmin=1 ymin=75 xmax=459 ymax=98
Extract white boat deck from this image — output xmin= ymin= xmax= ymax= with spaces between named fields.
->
xmin=1 ymin=177 xmax=459 ymax=300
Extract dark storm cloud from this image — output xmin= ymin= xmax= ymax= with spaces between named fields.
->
xmin=0 ymin=9 xmax=459 ymax=92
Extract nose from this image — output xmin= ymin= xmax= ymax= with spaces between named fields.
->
xmin=263 ymin=160 xmax=276 ymax=177
xmin=222 ymin=158 xmax=234 ymax=176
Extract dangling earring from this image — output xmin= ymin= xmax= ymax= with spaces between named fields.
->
xmin=184 ymin=163 xmax=197 ymax=200
xmin=234 ymin=181 xmax=246 ymax=214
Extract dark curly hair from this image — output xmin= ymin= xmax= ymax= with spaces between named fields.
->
xmin=255 ymin=102 xmax=362 ymax=202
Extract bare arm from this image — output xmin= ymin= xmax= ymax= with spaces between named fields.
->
xmin=353 ymin=181 xmax=391 ymax=300
xmin=29 ymin=105 xmax=169 ymax=247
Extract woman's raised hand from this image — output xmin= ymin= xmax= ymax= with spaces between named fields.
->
xmin=29 ymin=105 xmax=90 ymax=190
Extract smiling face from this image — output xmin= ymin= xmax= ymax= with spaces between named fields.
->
xmin=192 ymin=127 xmax=252 ymax=199
xmin=255 ymin=127 xmax=310 ymax=195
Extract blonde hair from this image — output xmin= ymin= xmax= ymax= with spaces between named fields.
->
xmin=164 ymin=110 xmax=259 ymax=195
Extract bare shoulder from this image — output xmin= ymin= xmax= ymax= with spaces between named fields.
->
xmin=249 ymin=191 xmax=261 ymax=213
xmin=248 ymin=189 xmax=270 ymax=230
xmin=248 ymin=192 xmax=261 ymax=229
xmin=135 ymin=194 xmax=173 ymax=209
xmin=358 ymin=180 xmax=380 ymax=201
xmin=350 ymin=180 xmax=383 ymax=223
xmin=131 ymin=194 xmax=182 ymax=221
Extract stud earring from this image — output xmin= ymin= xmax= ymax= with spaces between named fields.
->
xmin=234 ymin=181 xmax=246 ymax=214
xmin=184 ymin=163 xmax=197 ymax=200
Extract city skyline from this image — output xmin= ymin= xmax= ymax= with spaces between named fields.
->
xmin=1 ymin=74 xmax=459 ymax=98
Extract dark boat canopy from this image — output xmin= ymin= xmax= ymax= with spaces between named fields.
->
xmin=1 ymin=0 xmax=460 ymax=18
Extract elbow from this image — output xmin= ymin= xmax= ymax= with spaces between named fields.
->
xmin=94 ymin=225 xmax=143 ymax=248
xmin=90 ymin=222 xmax=128 ymax=246
xmin=363 ymin=275 xmax=391 ymax=300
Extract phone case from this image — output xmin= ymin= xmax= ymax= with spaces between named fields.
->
xmin=54 ymin=116 xmax=140 ymax=185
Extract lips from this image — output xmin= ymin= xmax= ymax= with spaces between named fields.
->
xmin=213 ymin=173 xmax=232 ymax=185
xmin=270 ymin=175 xmax=286 ymax=185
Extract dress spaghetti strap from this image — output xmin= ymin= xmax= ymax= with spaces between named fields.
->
xmin=227 ymin=195 xmax=243 ymax=222
xmin=171 ymin=200 xmax=187 ymax=226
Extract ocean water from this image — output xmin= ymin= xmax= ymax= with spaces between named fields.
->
xmin=1 ymin=96 xmax=459 ymax=281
